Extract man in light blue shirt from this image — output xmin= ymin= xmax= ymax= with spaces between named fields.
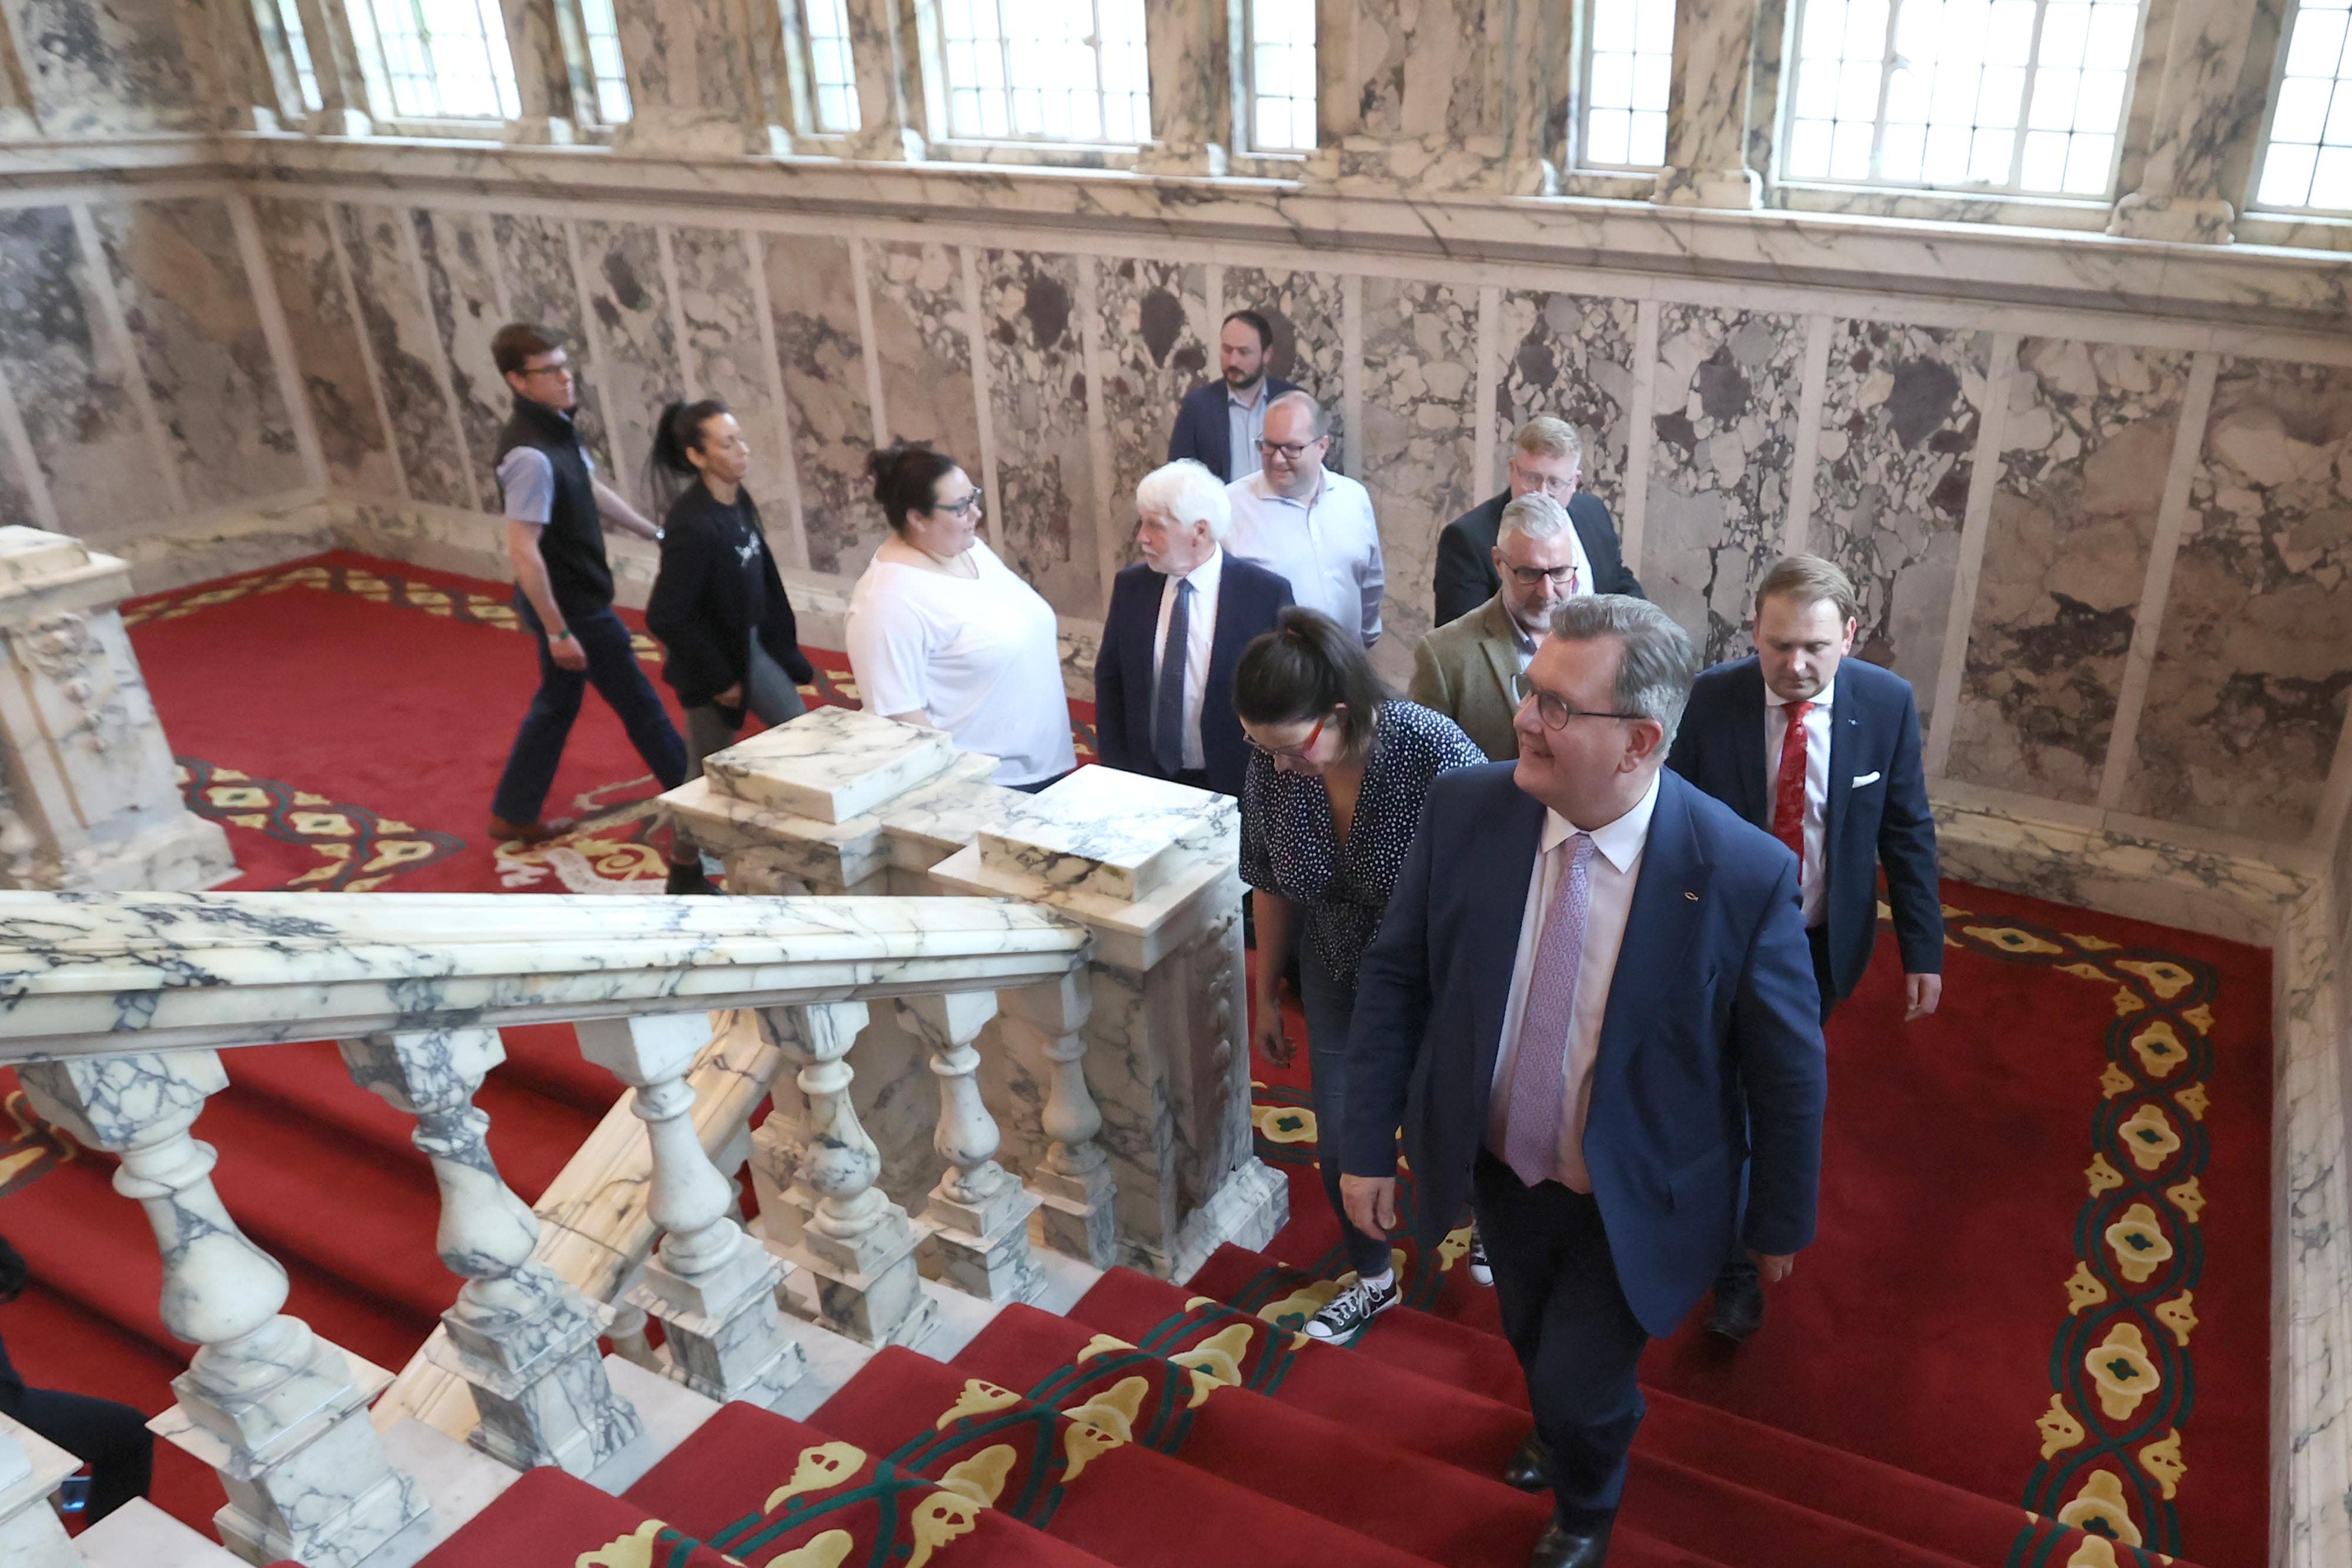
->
xmin=1225 ymin=392 xmax=1385 ymax=647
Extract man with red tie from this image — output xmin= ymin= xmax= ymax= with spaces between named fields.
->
xmin=1665 ymin=554 xmax=1945 ymax=1343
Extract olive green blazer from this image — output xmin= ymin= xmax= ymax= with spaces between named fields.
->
xmin=1406 ymin=594 xmax=1525 ymax=762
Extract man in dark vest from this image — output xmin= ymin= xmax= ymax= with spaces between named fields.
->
xmin=486 ymin=325 xmax=694 ymax=887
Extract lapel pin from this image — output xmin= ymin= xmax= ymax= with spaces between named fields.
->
xmin=1684 ymin=891 xmax=1698 ymax=901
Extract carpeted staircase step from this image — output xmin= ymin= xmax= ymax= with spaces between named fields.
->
xmin=622 ymin=1400 xmax=1117 ymax=1567
xmin=1067 ymin=1266 xmax=1531 ymax=1475
xmin=1187 ymin=1242 xmax=1530 ymax=1409
xmin=804 ymin=1345 xmax=1448 ymax=1568
xmin=419 ymin=1464 xmax=736 ymax=1568
xmin=949 ymin=1302 xmax=1552 ymax=1568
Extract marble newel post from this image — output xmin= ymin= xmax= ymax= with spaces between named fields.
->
xmin=1134 ymin=0 xmax=1228 ymax=175
xmin=1651 ymin=0 xmax=1765 ymax=208
xmin=16 ymin=1054 xmax=426 ymax=1567
xmin=1309 ymin=0 xmax=1565 ymax=193
xmin=0 ymin=1413 xmax=86 ymax=1568
xmin=615 ymin=0 xmax=786 ymax=155
xmin=2107 ymin=0 xmax=2264 ymax=242
xmin=838 ymin=0 xmax=926 ymax=159
xmin=337 ymin=1028 xmax=640 ymax=1476
xmin=0 ymin=528 xmax=233 ymax=892
xmin=577 ymin=1013 xmax=808 ymax=1405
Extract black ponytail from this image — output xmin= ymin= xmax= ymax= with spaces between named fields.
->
xmin=647 ymin=397 xmax=730 ymax=514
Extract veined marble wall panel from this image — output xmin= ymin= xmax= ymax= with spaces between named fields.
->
xmin=0 ymin=0 xmax=202 ymax=134
xmin=1361 ymin=276 xmax=1479 ymax=651
xmin=1492 ymin=291 xmax=1641 ymax=520
xmin=1220 ymin=266 xmax=1347 ymax=466
xmin=252 ymin=198 xmax=396 ymax=496
xmin=2120 ymin=358 xmax=2352 ymax=840
xmin=90 ymin=198 xmax=305 ymax=509
xmin=0 ymin=205 xmax=162 ymax=535
xmin=1645 ymin=304 xmax=1806 ymax=664
xmin=1946 ymin=340 xmax=2187 ymax=803
xmin=865 ymin=241 xmax=981 ymax=469
xmin=762 ymin=232 xmax=877 ymax=577
xmin=670 ymin=226 xmax=789 ymax=510
xmin=412 ymin=208 xmax=509 ymax=485
xmin=1810 ymin=322 xmax=1992 ymax=713
xmin=1095 ymin=256 xmax=1211 ymax=570
xmin=491 ymin=214 xmax=618 ymax=479
xmin=574 ymin=221 xmax=683 ymax=512
xmin=0 ymin=414 xmax=35 ymax=526
xmin=334 ymin=203 xmax=473 ymax=510
xmin=981 ymin=249 xmax=1099 ymax=618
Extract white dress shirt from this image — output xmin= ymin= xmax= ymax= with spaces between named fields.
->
xmin=1764 ymin=677 xmax=1836 ymax=928
xmin=1486 ymin=771 xmax=1662 ymax=1192
xmin=1151 ymin=545 xmax=1224 ymax=771
xmin=1224 ymin=384 xmax=1270 ymax=482
xmin=1225 ymin=469 xmax=1385 ymax=647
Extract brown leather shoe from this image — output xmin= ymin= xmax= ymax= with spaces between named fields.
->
xmin=487 ymin=814 xmax=575 ymax=845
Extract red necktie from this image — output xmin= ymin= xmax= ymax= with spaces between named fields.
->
xmin=1773 ymin=700 xmax=1812 ymax=879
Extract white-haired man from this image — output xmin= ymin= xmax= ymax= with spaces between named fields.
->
xmin=1095 ymin=459 xmax=1295 ymax=796
xmin=1434 ymin=417 xmax=1641 ymax=628
xmin=1225 ymin=391 xmax=1384 ymax=648
xmin=1412 ymin=492 xmax=1584 ymax=762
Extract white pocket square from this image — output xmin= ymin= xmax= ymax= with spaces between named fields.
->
xmin=1850 ymin=771 xmax=1882 ymax=787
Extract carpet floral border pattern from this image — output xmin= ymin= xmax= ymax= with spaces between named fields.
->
xmin=176 ymin=757 xmax=466 ymax=891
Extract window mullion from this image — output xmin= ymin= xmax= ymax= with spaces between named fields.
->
xmin=1867 ymin=0 xmax=1905 ymax=182
xmin=2010 ymin=0 xmax=2052 ymax=193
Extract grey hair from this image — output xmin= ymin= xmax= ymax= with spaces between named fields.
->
xmin=1134 ymin=459 xmax=1232 ymax=542
xmin=1498 ymin=492 xmax=1573 ymax=546
xmin=1267 ymin=389 xmax=1329 ymax=439
xmin=1547 ymin=594 xmax=1698 ymax=748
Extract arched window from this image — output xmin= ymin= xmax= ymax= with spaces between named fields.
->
xmin=936 ymin=0 xmax=1151 ymax=144
xmin=358 ymin=0 xmax=522 ymax=121
xmin=797 ymin=0 xmax=864 ymax=133
xmin=1579 ymin=0 xmax=1676 ymax=169
xmin=2254 ymin=0 xmax=2352 ymax=212
xmin=576 ymin=0 xmax=633 ymax=122
xmin=1246 ymin=0 xmax=1317 ymax=152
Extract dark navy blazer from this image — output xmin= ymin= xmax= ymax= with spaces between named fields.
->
xmin=1666 ymin=655 xmax=1943 ymax=1003
xmin=1344 ymin=764 xmax=1827 ymax=1338
xmin=1165 ymin=375 xmax=1299 ymax=483
xmin=1093 ymin=553 xmax=1294 ymax=798
xmin=1432 ymin=489 xmax=1643 ymax=628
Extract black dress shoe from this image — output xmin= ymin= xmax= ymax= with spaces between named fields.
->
xmin=1706 ymin=1273 xmax=1766 ymax=1343
xmin=1528 ymin=1515 xmax=1614 ymax=1568
xmin=1502 ymin=1432 xmax=1551 ymax=1491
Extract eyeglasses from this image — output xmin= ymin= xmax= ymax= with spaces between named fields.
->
xmin=519 ymin=362 xmax=573 ymax=380
xmin=1258 ymin=439 xmax=1324 ymax=460
xmin=1509 ymin=674 xmax=1643 ymax=730
xmin=1502 ymin=563 xmax=1580 ymax=589
xmin=934 ymin=489 xmax=985 ymax=517
xmin=1508 ymin=462 xmax=1581 ymax=497
xmin=1244 ymin=714 xmax=1327 ymax=762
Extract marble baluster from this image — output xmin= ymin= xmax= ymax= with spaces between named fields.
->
xmin=1134 ymin=0 xmax=1228 ymax=175
xmin=576 ymin=1012 xmax=808 ymax=1406
xmin=15 ymin=1052 xmax=427 ymax=1568
xmin=749 ymin=1001 xmax=937 ymax=1348
xmin=336 ymin=1026 xmax=642 ymax=1476
xmin=0 ymin=8 xmax=38 ymax=138
xmin=616 ymin=0 xmax=786 ymax=155
xmin=2107 ymin=0 xmax=2264 ymax=242
xmin=497 ymin=0 xmax=584 ymax=144
xmin=1001 ymin=971 xmax=1117 ymax=1268
xmin=1652 ymin=0 xmax=1765 ymax=208
xmin=898 ymin=991 xmax=1048 ymax=1303
xmin=839 ymin=0 xmax=926 ymax=159
xmin=0 ymin=1414 xmax=85 ymax=1568
xmin=290 ymin=0 xmax=378 ymax=135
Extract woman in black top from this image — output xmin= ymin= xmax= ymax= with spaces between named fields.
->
xmin=646 ymin=399 xmax=814 ymax=892
xmin=1237 ymin=608 xmax=1486 ymax=1342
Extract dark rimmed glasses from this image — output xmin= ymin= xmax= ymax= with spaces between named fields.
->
xmin=1510 ymin=674 xmax=1644 ymax=730
xmin=935 ymin=489 xmax=985 ymax=518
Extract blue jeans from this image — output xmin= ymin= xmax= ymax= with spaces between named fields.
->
xmin=491 ymin=591 xmax=687 ymax=825
xmin=1298 ymin=932 xmax=1396 ymax=1278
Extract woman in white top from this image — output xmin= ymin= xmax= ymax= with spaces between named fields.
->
xmin=846 ymin=443 xmax=1076 ymax=790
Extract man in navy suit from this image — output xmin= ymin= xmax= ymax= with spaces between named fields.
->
xmin=1665 ymin=553 xmax=1943 ymax=1343
xmin=1095 ymin=459 xmax=1294 ymax=795
xmin=1343 ymin=596 xmax=1826 ymax=1568
xmin=1434 ymin=418 xmax=1642 ymax=627
xmin=1165 ymin=310 xmax=1300 ymax=483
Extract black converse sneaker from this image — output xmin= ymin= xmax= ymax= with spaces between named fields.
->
xmin=1467 ymin=1226 xmax=1494 ymax=1287
xmin=1304 ymin=1274 xmax=1401 ymax=1342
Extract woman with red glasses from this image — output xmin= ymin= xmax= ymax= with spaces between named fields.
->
xmin=1235 ymin=607 xmax=1485 ymax=1343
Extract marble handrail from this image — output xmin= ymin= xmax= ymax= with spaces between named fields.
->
xmin=0 ymin=891 xmax=1092 ymax=1058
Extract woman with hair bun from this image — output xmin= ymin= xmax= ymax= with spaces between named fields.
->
xmin=844 ymin=442 xmax=1075 ymax=790
xmin=1235 ymin=606 xmax=1485 ymax=1341
xmin=644 ymin=397 xmax=813 ymax=892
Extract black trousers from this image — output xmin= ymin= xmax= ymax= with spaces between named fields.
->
xmin=1472 ymin=1149 xmax=1649 ymax=1529
xmin=0 ymin=1384 xmax=152 ymax=1523
xmin=491 ymin=591 xmax=687 ymax=825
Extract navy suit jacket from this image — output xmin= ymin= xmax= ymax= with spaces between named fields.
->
xmin=1345 ymin=764 xmax=1826 ymax=1338
xmin=1093 ymin=554 xmax=1294 ymax=797
xmin=1433 ymin=490 xmax=1643 ymax=628
xmin=1166 ymin=376 xmax=1299 ymax=483
xmin=1666 ymin=656 xmax=1943 ymax=1002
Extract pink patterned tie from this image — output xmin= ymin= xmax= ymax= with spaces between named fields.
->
xmin=1502 ymin=833 xmax=1599 ymax=1188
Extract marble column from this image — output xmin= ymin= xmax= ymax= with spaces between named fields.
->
xmin=2107 ymin=0 xmax=2264 ymax=242
xmin=1000 ymin=971 xmax=1118 ymax=1268
xmin=577 ymin=1012 xmax=808 ymax=1405
xmin=1307 ymin=0 xmax=1562 ymax=193
xmin=897 ymin=989 xmax=1047 ymax=1304
xmin=614 ymin=0 xmax=786 ymax=154
xmin=497 ymin=0 xmax=584 ymax=143
xmin=1134 ymin=0 xmax=1228 ymax=175
xmin=840 ymin=0 xmax=926 ymax=159
xmin=1652 ymin=0 xmax=1765 ymax=208
xmin=16 ymin=1052 xmax=427 ymax=1568
xmin=184 ymin=0 xmax=279 ymax=131
xmin=0 ymin=529 xmax=234 ymax=893
xmin=289 ymin=0 xmax=377 ymax=135
xmin=0 ymin=1415 xmax=82 ymax=1568
xmin=338 ymin=1027 xmax=642 ymax=1476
